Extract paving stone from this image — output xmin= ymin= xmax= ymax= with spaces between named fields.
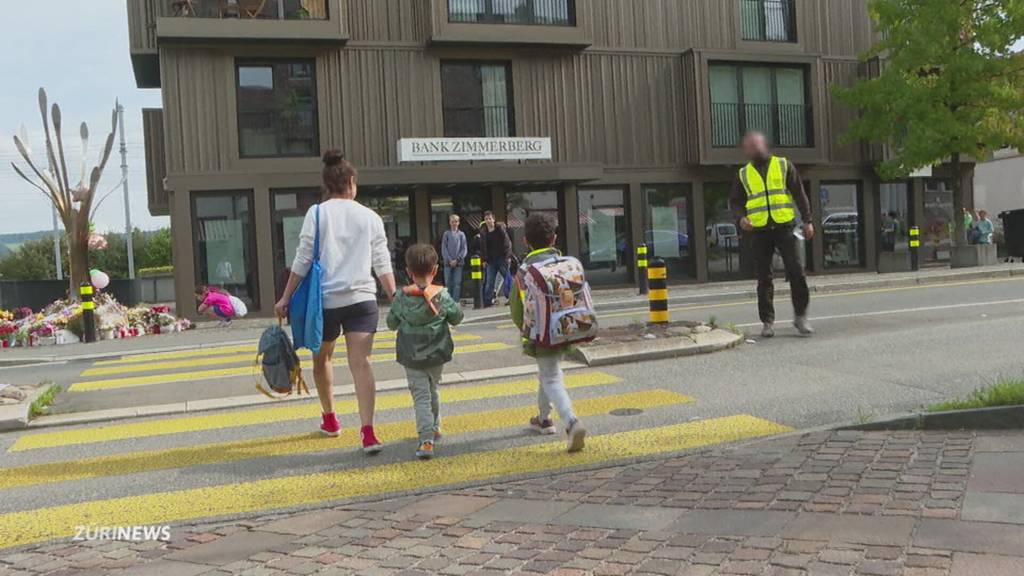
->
xmin=783 ymin=513 xmax=915 ymax=546
xmin=951 ymin=552 xmax=1024 ymax=576
xmin=916 ymin=519 xmax=1024 ymax=556
xmin=552 ymin=504 xmax=684 ymax=531
xmin=669 ymin=510 xmax=795 ymax=537
xmin=397 ymin=496 xmax=496 ymax=518
xmin=857 ymin=559 xmax=902 ymax=575
xmin=165 ymin=532 xmax=295 ymax=566
xmin=974 ymin=435 xmax=1024 ymax=453
xmin=969 ymin=453 xmax=1024 ymax=493
xmin=962 ymin=492 xmax=1024 ymax=524
xmin=254 ymin=510 xmax=359 ymax=536
xmin=469 ymin=499 xmax=577 ymax=524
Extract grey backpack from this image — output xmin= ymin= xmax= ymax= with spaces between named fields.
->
xmin=255 ymin=324 xmax=309 ymax=399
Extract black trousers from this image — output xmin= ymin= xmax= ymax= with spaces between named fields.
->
xmin=752 ymin=225 xmax=809 ymax=324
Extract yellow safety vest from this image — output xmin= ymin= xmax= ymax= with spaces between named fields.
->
xmin=739 ymin=156 xmax=796 ymax=228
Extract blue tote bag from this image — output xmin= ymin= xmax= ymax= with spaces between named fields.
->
xmin=290 ymin=205 xmax=324 ymax=354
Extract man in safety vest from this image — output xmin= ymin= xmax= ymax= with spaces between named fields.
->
xmin=730 ymin=132 xmax=815 ymax=338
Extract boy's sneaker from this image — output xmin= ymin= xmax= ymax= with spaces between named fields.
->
xmin=566 ymin=419 xmax=587 ymax=453
xmin=360 ymin=425 xmax=383 ymax=455
xmin=529 ymin=416 xmax=557 ymax=435
xmin=415 ymin=440 xmax=435 ymax=460
xmin=434 ymin=428 xmax=443 ymax=442
xmin=319 ymin=412 xmax=341 ymax=437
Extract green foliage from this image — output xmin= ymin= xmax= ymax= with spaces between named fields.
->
xmin=138 ymin=266 xmax=174 ymax=276
xmin=29 ymin=383 xmax=61 ymax=419
xmin=138 ymin=228 xmax=173 ymax=270
xmin=929 ymin=379 xmax=1024 ymax=412
xmin=0 ymin=228 xmax=172 ymax=281
xmin=0 ymin=236 xmax=68 ymax=280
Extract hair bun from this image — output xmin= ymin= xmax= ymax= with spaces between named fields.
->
xmin=322 ymin=150 xmax=344 ymax=166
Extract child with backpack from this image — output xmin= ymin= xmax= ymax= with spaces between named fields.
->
xmin=386 ymin=244 xmax=464 ymax=460
xmin=510 ymin=214 xmax=598 ymax=453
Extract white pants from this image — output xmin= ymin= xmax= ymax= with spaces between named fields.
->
xmin=536 ymin=354 xmax=577 ymax=425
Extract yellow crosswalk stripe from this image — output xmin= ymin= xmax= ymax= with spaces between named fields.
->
xmin=0 ymin=415 xmax=791 ymax=548
xmin=82 ymin=334 xmax=485 ymax=377
xmin=0 ymin=390 xmax=692 ymax=491
xmin=69 ymin=342 xmax=512 ymax=392
xmin=11 ymin=372 xmax=621 ymax=452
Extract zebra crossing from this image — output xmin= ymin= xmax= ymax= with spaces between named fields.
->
xmin=0 ymin=336 xmax=792 ymax=550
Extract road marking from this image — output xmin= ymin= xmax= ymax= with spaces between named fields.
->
xmin=0 ymin=415 xmax=790 ymax=548
xmin=736 ymin=298 xmax=1024 ymax=328
xmin=82 ymin=334 xmax=486 ymax=376
xmin=11 ymin=372 xmax=621 ymax=451
xmin=69 ymin=343 xmax=513 ymax=392
xmin=0 ymin=390 xmax=692 ymax=491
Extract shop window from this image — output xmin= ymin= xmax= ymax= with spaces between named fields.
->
xmin=506 ymin=189 xmax=565 ymax=257
xmin=272 ymin=188 xmax=321 ymax=298
xmin=441 ymin=61 xmax=514 ymax=138
xmin=709 ymin=63 xmax=811 ymax=148
xmin=236 ymin=60 xmax=318 ymax=158
xmin=879 ymin=182 xmax=910 ymax=253
xmin=821 ymin=182 xmax=864 ymax=269
xmin=193 ymin=191 xmax=259 ymax=308
xmin=431 ymin=187 xmax=493 ymax=294
xmin=578 ymin=187 xmax=630 ymax=285
xmin=643 ymin=184 xmax=694 ymax=280
xmin=924 ymin=179 xmax=955 ymax=263
xmin=359 ymin=187 xmax=418 ymax=287
xmin=703 ymin=182 xmax=745 ymax=280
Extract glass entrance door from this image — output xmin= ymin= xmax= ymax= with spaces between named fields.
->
xmin=360 ymin=186 xmax=417 ymax=286
xmin=506 ymin=189 xmax=565 ymax=258
xmin=577 ymin=187 xmax=630 ymax=285
xmin=643 ymin=184 xmax=693 ymax=280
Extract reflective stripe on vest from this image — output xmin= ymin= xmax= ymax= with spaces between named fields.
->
xmin=739 ymin=156 xmax=796 ymax=227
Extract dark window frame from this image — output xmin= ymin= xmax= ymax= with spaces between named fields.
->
xmin=709 ymin=61 xmax=813 ymax=148
xmin=447 ymin=0 xmax=577 ymax=26
xmin=441 ymin=60 xmax=516 ymax=138
xmin=191 ymin=189 xmax=260 ymax=309
xmin=740 ymin=0 xmax=798 ymax=43
xmin=820 ymin=180 xmax=867 ymax=271
xmin=235 ymin=58 xmax=320 ymax=159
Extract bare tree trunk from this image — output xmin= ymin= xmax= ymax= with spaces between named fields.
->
xmin=67 ymin=220 xmax=90 ymax=302
xmin=951 ymin=155 xmax=966 ymax=248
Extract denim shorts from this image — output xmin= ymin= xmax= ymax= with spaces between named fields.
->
xmin=322 ymin=301 xmax=379 ymax=343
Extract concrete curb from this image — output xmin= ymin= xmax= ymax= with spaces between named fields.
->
xmin=570 ymin=329 xmax=743 ymax=367
xmin=27 ymin=362 xmax=588 ymax=430
xmin=0 ymin=386 xmax=52 ymax=432
xmin=837 ymin=405 xmax=1024 ymax=432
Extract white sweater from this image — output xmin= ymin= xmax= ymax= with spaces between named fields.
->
xmin=291 ymin=198 xmax=393 ymax=309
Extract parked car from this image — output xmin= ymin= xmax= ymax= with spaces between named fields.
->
xmin=706 ymin=222 xmax=739 ymax=252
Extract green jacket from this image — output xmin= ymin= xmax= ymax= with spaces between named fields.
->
xmin=509 ymin=247 xmax=570 ymax=358
xmin=387 ymin=285 xmax=463 ymax=369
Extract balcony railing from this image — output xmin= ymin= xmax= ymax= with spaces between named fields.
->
xmin=740 ymin=0 xmax=797 ymax=42
xmin=448 ymin=0 xmax=575 ymax=26
xmin=711 ymin=102 xmax=812 ymax=148
xmin=169 ymin=0 xmax=328 ymax=20
xmin=442 ymin=106 xmax=514 ymax=138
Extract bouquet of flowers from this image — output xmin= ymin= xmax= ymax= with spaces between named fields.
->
xmin=0 ymin=321 xmax=17 ymax=339
xmin=0 ymin=309 xmax=12 ymax=323
xmin=12 ymin=307 xmax=33 ymax=321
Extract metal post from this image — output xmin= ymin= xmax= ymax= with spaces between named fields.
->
xmin=648 ymin=258 xmax=669 ymax=325
xmin=51 ymin=206 xmax=63 ymax=281
xmin=117 ymin=102 xmax=136 ymax=280
xmin=80 ymin=283 xmax=97 ymax=343
xmin=636 ymin=244 xmax=649 ymax=296
xmin=909 ymin=226 xmax=920 ymax=271
xmin=471 ymin=256 xmax=483 ymax=310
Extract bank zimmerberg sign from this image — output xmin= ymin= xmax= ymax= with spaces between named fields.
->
xmin=398 ymin=137 xmax=552 ymax=163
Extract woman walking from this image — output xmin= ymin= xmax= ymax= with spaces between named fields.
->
xmin=275 ymin=150 xmax=397 ymax=454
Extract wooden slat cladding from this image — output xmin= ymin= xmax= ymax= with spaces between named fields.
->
xmin=160 ymin=47 xmax=234 ymax=174
xmin=805 ymin=0 xmax=875 ymax=58
xmin=128 ymin=0 xmax=162 ymax=54
xmin=822 ymin=58 xmax=865 ymax=163
xmin=346 ymin=0 xmax=431 ymax=43
xmin=587 ymin=0 xmax=736 ymax=51
xmin=142 ymin=109 xmax=169 ymax=215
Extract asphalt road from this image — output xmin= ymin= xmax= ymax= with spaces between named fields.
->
xmin=0 ymin=276 xmax=1021 ymax=548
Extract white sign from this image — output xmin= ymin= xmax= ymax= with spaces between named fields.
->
xmin=398 ymin=137 xmax=552 ymax=163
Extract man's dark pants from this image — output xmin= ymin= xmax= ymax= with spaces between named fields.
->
xmin=751 ymin=225 xmax=809 ymax=324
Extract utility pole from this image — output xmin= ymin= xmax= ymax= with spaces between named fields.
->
xmin=51 ymin=206 xmax=63 ymax=281
xmin=117 ymin=101 xmax=135 ymax=279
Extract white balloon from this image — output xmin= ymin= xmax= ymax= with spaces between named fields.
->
xmin=91 ymin=270 xmax=110 ymax=290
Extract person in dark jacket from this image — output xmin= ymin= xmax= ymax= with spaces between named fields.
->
xmin=479 ymin=211 xmax=512 ymax=307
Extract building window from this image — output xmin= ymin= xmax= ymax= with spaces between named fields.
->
xmin=880 ymin=182 xmax=910 ymax=253
xmin=709 ymin=63 xmax=811 ymax=148
xmin=578 ymin=187 xmax=630 ymax=285
xmin=172 ymin=0 xmax=328 ymax=19
xmin=821 ymin=182 xmax=864 ymax=269
xmin=193 ymin=191 xmax=259 ymax=308
xmin=644 ymin=184 xmax=694 ymax=280
xmin=442 ymin=61 xmax=514 ymax=138
xmin=448 ymin=0 xmax=575 ymax=26
xmin=703 ymin=182 xmax=744 ymax=281
xmin=236 ymin=60 xmax=318 ymax=158
xmin=271 ymin=188 xmax=321 ymax=300
xmin=740 ymin=0 xmax=797 ymax=42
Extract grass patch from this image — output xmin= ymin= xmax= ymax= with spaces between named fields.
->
xmin=929 ymin=380 xmax=1024 ymax=412
xmin=28 ymin=383 xmax=61 ymax=419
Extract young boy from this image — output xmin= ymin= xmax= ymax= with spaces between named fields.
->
xmin=387 ymin=244 xmax=464 ymax=460
xmin=510 ymin=214 xmax=587 ymax=452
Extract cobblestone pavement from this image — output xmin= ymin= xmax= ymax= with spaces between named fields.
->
xmin=3 ymin=429 xmax=1024 ymax=576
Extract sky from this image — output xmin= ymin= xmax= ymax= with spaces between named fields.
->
xmin=0 ymin=1 xmax=165 ymax=235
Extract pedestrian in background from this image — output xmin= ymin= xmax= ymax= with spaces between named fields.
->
xmin=972 ymin=210 xmax=995 ymax=245
xmin=441 ymin=214 xmax=468 ymax=303
xmin=387 ymin=244 xmax=463 ymax=460
xmin=730 ymin=131 xmax=815 ymax=338
xmin=480 ymin=211 xmax=512 ymax=307
xmin=275 ymin=151 xmax=397 ymax=454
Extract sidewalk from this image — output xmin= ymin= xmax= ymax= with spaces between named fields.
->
xmin=5 ymin=427 xmax=1022 ymax=575
xmin=2 ymin=262 xmax=1021 ymax=365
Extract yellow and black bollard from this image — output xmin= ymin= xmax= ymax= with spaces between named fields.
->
xmin=647 ymin=258 xmax=669 ymax=325
xmin=637 ymin=244 xmax=649 ymax=296
xmin=80 ymin=283 xmax=97 ymax=343
xmin=471 ymin=256 xmax=483 ymax=310
xmin=909 ymin=226 xmax=921 ymax=271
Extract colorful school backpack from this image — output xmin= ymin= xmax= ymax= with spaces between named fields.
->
xmin=518 ymin=254 xmax=598 ymax=349
xmin=255 ymin=324 xmax=309 ymax=399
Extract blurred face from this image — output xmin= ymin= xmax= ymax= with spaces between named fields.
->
xmin=979 ymin=210 xmax=988 ymax=219
xmin=450 ymin=216 xmax=460 ymax=230
xmin=741 ymin=132 xmax=769 ymax=160
xmin=484 ymin=213 xmax=495 ymax=228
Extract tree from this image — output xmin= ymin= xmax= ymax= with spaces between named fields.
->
xmin=836 ymin=0 xmax=1024 ymax=249
xmin=139 ymin=228 xmax=173 ymax=270
xmin=0 ymin=236 xmax=68 ymax=280
xmin=9 ymin=89 xmax=119 ymax=300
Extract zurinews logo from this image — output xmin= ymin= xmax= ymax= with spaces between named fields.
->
xmin=73 ymin=525 xmax=171 ymax=542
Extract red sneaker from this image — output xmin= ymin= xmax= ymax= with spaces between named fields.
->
xmin=320 ymin=412 xmax=340 ymax=437
xmin=360 ymin=425 xmax=383 ymax=455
